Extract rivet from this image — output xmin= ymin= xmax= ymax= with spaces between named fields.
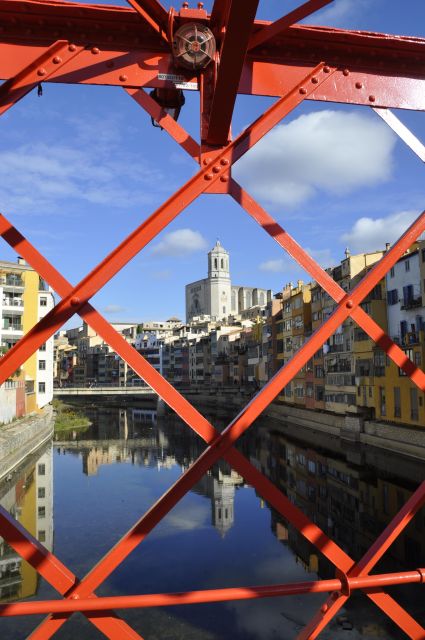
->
xmin=212 ymin=165 xmax=220 ymax=173
xmin=346 ymin=299 xmax=354 ymax=309
xmin=342 ymin=68 xmax=349 ymax=76
xmin=119 ymin=74 xmax=128 ymax=82
xmin=91 ymin=47 xmax=100 ymax=55
xmin=197 ymin=1 xmax=204 ymax=7
xmin=52 ymin=56 xmax=62 ymax=64
xmin=320 ymin=603 xmax=328 ymax=613
xmin=204 ymin=173 xmax=213 ymax=181
xmin=70 ymin=296 xmax=80 ymax=307
xmin=71 ymin=593 xmax=80 ymax=599
xmin=220 ymin=175 xmax=229 ymax=183
xmin=323 ymin=65 xmax=330 ymax=73
xmin=203 ymin=158 xmax=211 ymax=165
xmin=37 ymin=68 xmax=47 ymax=76
xmin=182 ymin=1 xmax=189 ymax=7
xmin=68 ymin=44 xmax=77 ymax=52
xmin=311 ymin=76 xmax=319 ymax=84
xmin=299 ymin=87 xmax=307 ymax=95
xmin=355 ymin=81 xmax=363 ymax=89
xmin=220 ymin=158 xmax=229 ymax=166
xmin=369 ymin=95 xmax=376 ymax=102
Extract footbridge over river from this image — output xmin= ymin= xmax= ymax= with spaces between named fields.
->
xmin=54 ymin=386 xmax=157 ymax=400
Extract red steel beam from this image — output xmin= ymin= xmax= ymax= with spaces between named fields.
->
xmin=126 ymin=0 xmax=169 ymax=43
xmin=0 ymin=508 xmax=142 ymax=639
xmin=0 ymin=64 xmax=330 ymax=385
xmin=248 ymin=0 xmax=333 ymax=50
xmin=126 ymin=0 xmax=168 ymax=30
xmin=0 ymin=40 xmax=83 ymax=115
xmin=23 ymin=206 xmax=425 ymax=639
xmin=229 ymin=181 xmax=425 ymax=392
xmin=125 ymin=87 xmax=200 ymax=162
xmin=1 ymin=569 xmax=424 ymax=617
xmin=205 ymin=0 xmax=259 ymax=146
xmin=209 ymin=0 xmax=231 ymax=36
xmin=297 ymin=480 xmax=425 ymax=640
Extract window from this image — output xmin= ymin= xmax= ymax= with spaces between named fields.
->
xmin=390 ymin=266 xmax=395 ymax=277
xmin=379 ymin=386 xmax=386 ymax=416
xmin=38 ymin=487 xmax=46 ymax=498
xmin=411 ymin=387 xmax=419 ymax=421
xmin=38 ymin=530 xmax=46 ymax=542
xmin=40 ymin=296 xmax=48 ymax=306
xmin=38 ymin=360 xmax=46 ymax=370
xmin=405 ymin=259 xmax=410 ymax=272
xmin=422 ymin=248 xmax=425 ymax=262
xmin=387 ymin=289 xmax=398 ymax=305
xmin=394 ymin=387 xmax=401 ymax=418
xmin=38 ymin=464 xmax=45 ymax=475
xmin=38 ymin=382 xmax=46 ymax=393
xmin=414 ymin=352 xmax=422 ymax=367
xmin=38 ymin=507 xmax=45 ymax=518
xmin=39 ymin=343 xmax=46 ymax=352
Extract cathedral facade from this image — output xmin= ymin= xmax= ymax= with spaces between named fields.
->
xmin=185 ymin=240 xmax=271 ymax=322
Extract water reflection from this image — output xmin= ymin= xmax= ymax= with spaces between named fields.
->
xmin=0 ymin=444 xmax=53 ymax=603
xmin=0 ymin=404 xmax=424 ymax=639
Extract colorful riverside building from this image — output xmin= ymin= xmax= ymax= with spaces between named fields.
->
xmin=273 ymin=244 xmax=425 ymax=428
xmin=0 ymin=258 xmax=54 ymax=420
xmin=374 ymin=240 xmax=425 ymax=426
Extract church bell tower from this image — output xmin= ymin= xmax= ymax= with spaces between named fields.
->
xmin=208 ymin=240 xmax=230 ymax=279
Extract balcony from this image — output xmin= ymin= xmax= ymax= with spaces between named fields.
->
xmin=1 ymin=276 xmax=24 ymax=288
xmin=2 ymin=322 xmax=23 ymax=333
xmin=401 ymin=296 xmax=422 ymax=310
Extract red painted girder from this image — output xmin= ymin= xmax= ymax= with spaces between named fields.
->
xmin=0 ymin=508 xmax=142 ymax=639
xmin=205 ymin=0 xmax=259 ymax=146
xmin=297 ymin=480 xmax=425 ymax=640
xmin=209 ymin=0 xmax=231 ymax=36
xmin=2 ymin=570 xmax=425 ymax=616
xmin=126 ymin=0 xmax=169 ymax=44
xmin=1 ymin=46 xmax=425 ymax=112
xmin=0 ymin=40 xmax=83 ymax=115
xmin=127 ymin=0 xmax=168 ymax=31
xmin=248 ymin=0 xmax=333 ymax=50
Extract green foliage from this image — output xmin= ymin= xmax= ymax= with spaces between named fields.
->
xmin=53 ymin=399 xmax=91 ymax=432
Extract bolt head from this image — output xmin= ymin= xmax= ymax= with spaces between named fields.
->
xmin=119 ymin=74 xmax=128 ymax=82
xmin=91 ymin=47 xmax=100 ymax=55
xmin=220 ymin=175 xmax=229 ymax=183
xmin=203 ymin=158 xmax=211 ymax=165
xmin=220 ymin=158 xmax=229 ymax=166
xmin=299 ymin=87 xmax=307 ymax=95
xmin=320 ymin=603 xmax=328 ymax=613
xmin=204 ymin=173 xmax=213 ymax=181
xmin=68 ymin=44 xmax=77 ymax=52
xmin=70 ymin=296 xmax=80 ymax=307
xmin=52 ymin=56 xmax=62 ymax=64
xmin=311 ymin=76 xmax=319 ymax=84
xmin=355 ymin=81 xmax=363 ymax=89
xmin=323 ymin=65 xmax=330 ymax=73
xmin=37 ymin=68 xmax=47 ymax=76
xmin=346 ymin=299 xmax=354 ymax=309
xmin=369 ymin=95 xmax=376 ymax=102
xmin=212 ymin=166 xmax=220 ymax=174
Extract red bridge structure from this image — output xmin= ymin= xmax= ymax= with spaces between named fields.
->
xmin=0 ymin=0 xmax=425 ymax=637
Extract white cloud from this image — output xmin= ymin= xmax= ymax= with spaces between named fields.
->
xmin=234 ymin=110 xmax=396 ymax=209
xmin=103 ymin=304 xmax=127 ymax=314
xmin=341 ymin=210 xmax=420 ymax=253
xmin=151 ymin=229 xmax=208 ymax=257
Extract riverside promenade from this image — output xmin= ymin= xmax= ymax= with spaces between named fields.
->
xmin=0 ymin=406 xmax=54 ymax=481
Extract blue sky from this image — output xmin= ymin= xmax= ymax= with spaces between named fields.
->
xmin=1 ymin=0 xmax=425 ymax=326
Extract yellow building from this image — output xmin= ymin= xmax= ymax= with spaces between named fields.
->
xmin=0 ymin=258 xmax=54 ymax=413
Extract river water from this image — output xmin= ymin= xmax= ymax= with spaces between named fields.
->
xmin=0 ymin=401 xmax=424 ymax=639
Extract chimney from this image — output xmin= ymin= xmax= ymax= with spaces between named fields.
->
xmin=385 ymin=243 xmax=391 ymax=252
xmin=17 ymin=256 xmax=26 ymax=265
xmin=297 ymin=279 xmax=303 ymax=290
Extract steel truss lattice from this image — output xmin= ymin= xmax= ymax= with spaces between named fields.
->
xmin=0 ymin=0 xmax=424 ymax=638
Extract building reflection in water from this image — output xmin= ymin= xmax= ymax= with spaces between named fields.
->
xmin=56 ymin=404 xmax=425 ymax=574
xmin=0 ymin=444 xmax=53 ymax=603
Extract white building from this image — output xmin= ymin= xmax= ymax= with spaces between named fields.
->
xmin=186 ymin=241 xmax=271 ymax=322
xmin=386 ymin=246 xmax=424 ymax=346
